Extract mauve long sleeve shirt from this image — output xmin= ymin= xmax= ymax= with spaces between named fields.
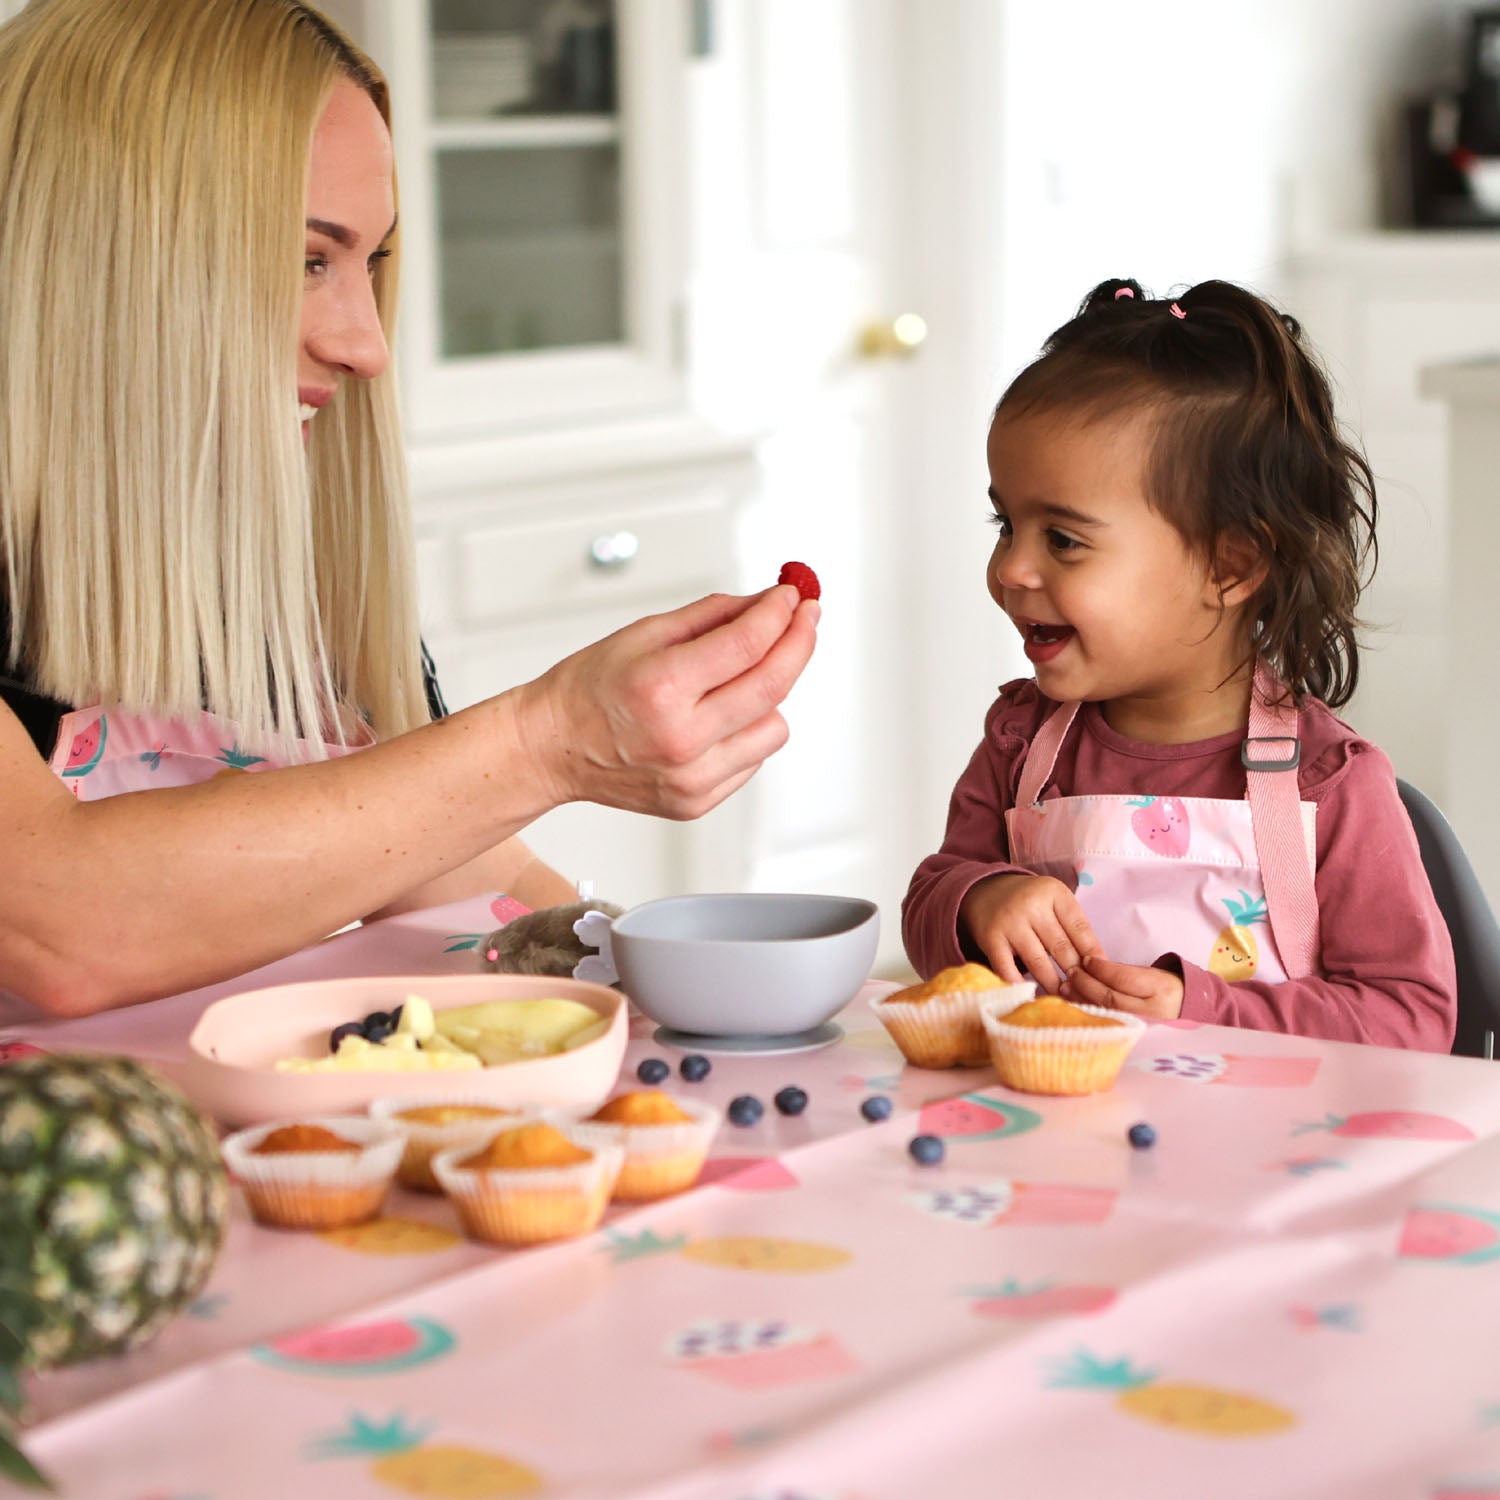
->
xmin=902 ymin=679 xmax=1457 ymax=1052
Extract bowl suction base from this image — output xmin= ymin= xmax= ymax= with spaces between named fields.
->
xmin=650 ymin=1021 xmax=844 ymax=1056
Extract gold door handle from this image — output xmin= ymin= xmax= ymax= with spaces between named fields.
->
xmin=857 ymin=313 xmax=928 ymax=359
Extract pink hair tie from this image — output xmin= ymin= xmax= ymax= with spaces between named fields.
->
xmin=1169 ymin=302 xmax=1186 ymax=319
xmin=1114 ymin=287 xmax=1134 ymax=300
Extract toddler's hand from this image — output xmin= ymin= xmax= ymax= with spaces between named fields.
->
xmin=960 ymin=874 xmax=1100 ymax=988
xmin=1062 ymin=954 xmax=1184 ymax=1020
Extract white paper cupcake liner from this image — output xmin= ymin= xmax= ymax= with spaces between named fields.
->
xmin=369 ymin=1095 xmax=535 ymax=1193
xmin=220 ymin=1115 xmax=403 ymax=1229
xmin=431 ymin=1123 xmax=624 ymax=1246
xmin=560 ymin=1097 xmax=721 ymax=1200
xmin=872 ymin=979 xmax=1035 ymax=1069
xmin=978 ymin=996 xmax=1146 ymax=1095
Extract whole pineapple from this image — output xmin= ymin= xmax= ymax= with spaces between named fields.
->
xmin=1 ymin=1054 xmax=229 ymax=1488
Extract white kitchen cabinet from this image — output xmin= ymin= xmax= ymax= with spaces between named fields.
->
xmin=1416 ymin=357 xmax=1500 ymax=911
xmin=1281 ymin=233 xmax=1500 ymax=805
xmin=406 ymin=417 xmax=759 ymax=910
xmin=328 ymin=0 xmax=689 ymax=441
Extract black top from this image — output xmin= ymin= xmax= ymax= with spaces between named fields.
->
xmin=0 ymin=611 xmax=450 ymax=759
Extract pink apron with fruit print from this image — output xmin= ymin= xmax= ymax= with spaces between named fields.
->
xmin=1005 ymin=680 xmax=1317 ymax=986
xmin=49 ymin=704 xmax=373 ymax=799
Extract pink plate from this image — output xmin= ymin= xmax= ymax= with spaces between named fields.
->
xmin=182 ymin=974 xmax=627 ymax=1128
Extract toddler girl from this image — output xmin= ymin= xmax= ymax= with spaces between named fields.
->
xmin=903 ymin=278 xmax=1456 ymax=1050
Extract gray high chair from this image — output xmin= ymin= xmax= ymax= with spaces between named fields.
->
xmin=1395 ymin=780 xmax=1500 ymax=1059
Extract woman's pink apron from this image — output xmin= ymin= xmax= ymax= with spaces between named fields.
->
xmin=48 ymin=704 xmax=372 ymax=798
xmin=1004 ymin=666 xmax=1320 ymax=984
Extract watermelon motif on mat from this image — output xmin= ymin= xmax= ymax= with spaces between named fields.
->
xmin=1399 ymin=1204 xmax=1500 ymax=1265
xmin=918 ymin=1093 xmax=1043 ymax=1141
xmin=255 ymin=1317 xmax=455 ymax=1376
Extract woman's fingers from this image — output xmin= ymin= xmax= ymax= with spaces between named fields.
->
xmin=666 ymin=586 xmax=809 ymax=702
xmin=695 ymin=598 xmax=819 ymax=741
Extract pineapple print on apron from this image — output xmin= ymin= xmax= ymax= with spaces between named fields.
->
xmin=1005 ymin=668 xmax=1319 ymax=986
xmin=48 ymin=703 xmax=373 ymax=799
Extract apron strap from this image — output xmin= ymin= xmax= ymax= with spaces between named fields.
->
xmin=1015 ymin=698 xmax=1080 ymax=808
xmin=1244 ymin=660 xmax=1320 ymax=978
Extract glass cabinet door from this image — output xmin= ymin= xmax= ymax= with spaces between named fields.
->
xmin=354 ymin=0 xmax=688 ymax=440
xmin=429 ymin=0 xmax=624 ymax=360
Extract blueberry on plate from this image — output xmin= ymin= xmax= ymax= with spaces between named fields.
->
xmin=363 ymin=1021 xmax=395 ymax=1044
xmin=329 ymin=1020 xmax=364 ymax=1053
xmin=727 ymin=1094 xmax=764 ymax=1127
xmin=860 ymin=1094 xmax=893 ymax=1123
xmin=908 ymin=1134 xmax=945 ymax=1165
xmin=1128 ymin=1121 xmax=1157 ymax=1150
xmin=636 ymin=1057 xmax=670 ymax=1085
xmin=363 ymin=1009 xmax=394 ymax=1031
xmin=774 ymin=1086 xmax=808 ymax=1116
xmin=679 ymin=1054 xmax=712 ymax=1082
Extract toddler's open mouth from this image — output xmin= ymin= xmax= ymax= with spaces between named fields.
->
xmin=1021 ymin=620 xmax=1075 ymax=664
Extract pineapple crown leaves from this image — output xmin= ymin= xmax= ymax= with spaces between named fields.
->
xmin=1220 ymin=890 xmax=1268 ymax=926
xmin=1045 ymin=1347 xmax=1157 ymax=1393
xmin=0 ymin=1283 xmax=54 ymax=1492
xmin=307 ymin=1412 xmax=434 ymax=1461
xmin=599 ymin=1228 xmax=689 ymax=1263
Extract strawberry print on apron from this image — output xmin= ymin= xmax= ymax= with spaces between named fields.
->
xmin=1005 ymin=670 xmax=1318 ymax=986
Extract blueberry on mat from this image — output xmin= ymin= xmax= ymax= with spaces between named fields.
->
xmin=727 ymin=1095 xmax=764 ymax=1127
xmin=860 ymin=1095 xmax=893 ymax=1123
xmin=1128 ymin=1121 xmax=1157 ymax=1149
xmin=329 ymin=1021 xmax=364 ymax=1053
xmin=908 ymin=1134 xmax=945 ymax=1165
xmin=774 ymin=1086 xmax=808 ymax=1116
xmin=679 ymin=1054 xmax=712 ymax=1082
xmin=636 ymin=1057 xmax=670 ymax=1084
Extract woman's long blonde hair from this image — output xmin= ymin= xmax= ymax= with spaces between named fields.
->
xmin=0 ymin=0 xmax=427 ymax=755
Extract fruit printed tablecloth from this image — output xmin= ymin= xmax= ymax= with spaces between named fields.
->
xmin=7 ymin=895 xmax=1500 ymax=1500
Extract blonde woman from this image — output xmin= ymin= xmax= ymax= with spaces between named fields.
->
xmin=0 ymin=0 xmax=818 ymax=1017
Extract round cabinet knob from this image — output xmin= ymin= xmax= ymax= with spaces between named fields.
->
xmin=857 ymin=312 xmax=928 ymax=359
xmin=589 ymin=530 xmax=639 ymax=570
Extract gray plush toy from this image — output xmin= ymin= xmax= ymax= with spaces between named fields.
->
xmin=479 ymin=899 xmax=623 ymax=979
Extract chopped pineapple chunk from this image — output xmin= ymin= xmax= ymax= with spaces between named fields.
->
xmin=433 ymin=998 xmax=603 ymax=1052
xmin=395 ymin=994 xmax=436 ymax=1041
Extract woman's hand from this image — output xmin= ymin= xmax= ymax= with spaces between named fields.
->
xmin=517 ymin=585 xmax=820 ymax=820
xmin=1061 ymin=954 xmax=1185 ymax=1019
xmin=960 ymin=873 xmax=1100 ymax=988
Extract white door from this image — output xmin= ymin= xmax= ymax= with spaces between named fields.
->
xmin=683 ymin=1 xmax=1013 ymax=973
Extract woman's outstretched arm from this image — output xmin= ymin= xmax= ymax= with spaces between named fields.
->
xmin=1 ymin=586 xmax=817 ymax=1015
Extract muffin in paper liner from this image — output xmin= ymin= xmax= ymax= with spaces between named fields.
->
xmin=369 ymin=1095 xmax=532 ymax=1193
xmin=978 ymin=994 xmax=1146 ymax=1095
xmin=220 ymin=1115 xmax=403 ymax=1230
xmin=872 ymin=972 xmax=1036 ymax=1069
xmin=430 ymin=1124 xmax=624 ymax=1247
xmin=562 ymin=1097 xmax=721 ymax=1201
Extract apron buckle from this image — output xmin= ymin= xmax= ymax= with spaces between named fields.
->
xmin=1242 ymin=735 xmax=1301 ymax=772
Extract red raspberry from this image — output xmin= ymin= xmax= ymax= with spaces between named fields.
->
xmin=777 ymin=560 xmax=820 ymax=601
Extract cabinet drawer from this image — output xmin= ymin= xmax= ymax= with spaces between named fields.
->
xmin=458 ymin=493 xmax=732 ymax=628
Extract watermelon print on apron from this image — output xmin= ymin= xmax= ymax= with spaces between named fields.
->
xmin=50 ymin=704 xmax=373 ymax=800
